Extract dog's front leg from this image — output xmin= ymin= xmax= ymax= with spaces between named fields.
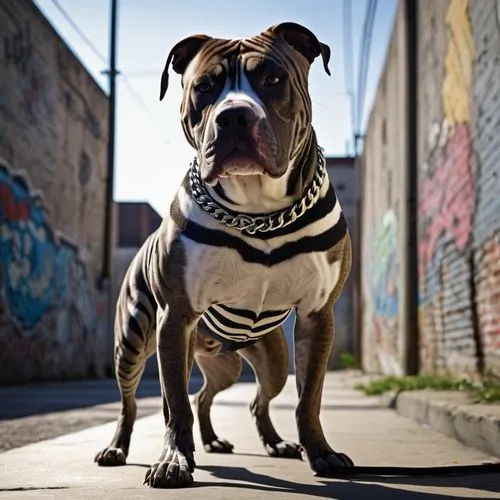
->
xmin=144 ymin=307 xmax=198 ymax=488
xmin=294 ymin=305 xmax=354 ymax=476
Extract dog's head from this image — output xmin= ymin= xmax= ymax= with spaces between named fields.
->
xmin=160 ymin=22 xmax=330 ymax=187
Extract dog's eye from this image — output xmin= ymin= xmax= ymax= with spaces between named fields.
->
xmin=195 ymin=81 xmax=212 ymax=93
xmin=264 ymin=75 xmax=280 ymax=86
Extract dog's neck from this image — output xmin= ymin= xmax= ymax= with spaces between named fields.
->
xmin=206 ymin=131 xmax=319 ymax=215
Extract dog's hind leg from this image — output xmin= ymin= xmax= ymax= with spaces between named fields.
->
xmin=193 ymin=334 xmax=242 ymax=453
xmin=95 ymin=268 xmax=156 ymax=466
xmin=238 ymin=326 xmax=302 ymax=459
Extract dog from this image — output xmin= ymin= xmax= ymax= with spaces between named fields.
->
xmin=95 ymin=21 xmax=353 ymax=488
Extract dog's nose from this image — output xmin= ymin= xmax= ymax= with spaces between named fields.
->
xmin=215 ymin=106 xmax=255 ymax=131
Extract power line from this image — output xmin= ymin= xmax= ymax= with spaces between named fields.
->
xmin=49 ymin=0 xmax=108 ymax=64
xmin=342 ymin=0 xmax=355 ymax=155
xmin=120 ymin=74 xmax=165 ymax=129
xmin=49 ymin=0 xmax=166 ymax=138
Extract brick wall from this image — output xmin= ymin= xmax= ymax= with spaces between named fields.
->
xmin=469 ymin=0 xmax=500 ymax=374
xmin=0 ymin=0 xmax=110 ymax=383
xmin=417 ymin=0 xmax=500 ymax=376
xmin=361 ymin=0 xmax=500 ymax=377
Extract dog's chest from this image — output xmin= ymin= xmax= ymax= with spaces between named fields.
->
xmin=181 ymin=236 xmax=341 ymax=317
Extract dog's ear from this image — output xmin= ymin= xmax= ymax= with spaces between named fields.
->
xmin=160 ymin=35 xmax=211 ymax=101
xmin=268 ymin=22 xmax=331 ymax=76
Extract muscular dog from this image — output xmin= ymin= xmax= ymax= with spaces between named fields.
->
xmin=95 ymin=22 xmax=353 ymax=488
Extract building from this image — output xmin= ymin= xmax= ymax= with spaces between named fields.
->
xmin=112 ymin=201 xmax=163 ymax=377
xmin=0 ymin=0 xmax=110 ymax=384
xmin=326 ymin=156 xmax=357 ymax=368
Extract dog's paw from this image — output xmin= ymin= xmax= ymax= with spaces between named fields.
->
xmin=94 ymin=447 xmax=126 ymax=466
xmin=312 ymin=451 xmax=354 ymax=476
xmin=265 ymin=440 xmax=302 ymax=459
xmin=203 ymin=437 xmax=234 ymax=454
xmin=144 ymin=448 xmax=195 ymax=488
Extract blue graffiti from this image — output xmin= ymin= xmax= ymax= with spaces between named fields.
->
xmin=370 ymin=210 xmax=399 ymax=318
xmin=0 ymin=162 xmax=95 ymax=330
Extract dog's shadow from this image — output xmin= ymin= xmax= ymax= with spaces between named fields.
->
xmin=127 ymin=461 xmax=500 ymax=498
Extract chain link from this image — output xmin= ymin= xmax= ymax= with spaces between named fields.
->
xmin=189 ymin=146 xmax=327 ymax=235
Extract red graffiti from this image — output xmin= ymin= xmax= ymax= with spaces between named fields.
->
xmin=0 ymin=182 xmax=30 ymax=220
xmin=419 ymin=124 xmax=475 ymax=277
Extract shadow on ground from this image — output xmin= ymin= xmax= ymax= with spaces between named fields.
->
xmin=0 ymin=372 xmax=256 ymax=420
xmin=120 ymin=462 xmax=500 ymax=499
xmin=196 ymin=464 xmax=500 ymax=498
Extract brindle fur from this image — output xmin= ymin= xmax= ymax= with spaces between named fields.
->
xmin=95 ymin=212 xmax=303 ymax=487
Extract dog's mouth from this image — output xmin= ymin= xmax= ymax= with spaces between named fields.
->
xmin=218 ymin=149 xmax=265 ymax=177
xmin=202 ymin=148 xmax=270 ymax=186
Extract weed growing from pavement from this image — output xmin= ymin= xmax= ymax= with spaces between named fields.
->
xmin=340 ymin=352 xmax=357 ymax=369
xmin=356 ymin=369 xmax=500 ymax=403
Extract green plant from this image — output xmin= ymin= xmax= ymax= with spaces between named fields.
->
xmin=340 ymin=352 xmax=356 ymax=369
xmin=355 ymin=372 xmax=500 ymax=404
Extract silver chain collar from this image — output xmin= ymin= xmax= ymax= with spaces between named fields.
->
xmin=188 ymin=145 xmax=327 ymax=235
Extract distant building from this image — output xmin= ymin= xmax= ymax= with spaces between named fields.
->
xmin=112 ymin=201 xmax=162 ymax=307
xmin=326 ymin=156 xmax=357 ymax=368
xmin=116 ymin=201 xmax=163 ymax=248
xmin=112 ymin=201 xmax=163 ymax=377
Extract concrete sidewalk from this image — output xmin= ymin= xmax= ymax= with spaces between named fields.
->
xmin=1 ymin=372 xmax=500 ymax=499
xmin=381 ymin=388 xmax=500 ymax=459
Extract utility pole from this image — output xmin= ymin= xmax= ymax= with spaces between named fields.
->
xmin=99 ymin=0 xmax=118 ymax=371
xmin=352 ymin=132 xmax=364 ymax=369
xmin=403 ymin=0 xmax=419 ymax=375
xmin=100 ymin=0 xmax=118 ymax=291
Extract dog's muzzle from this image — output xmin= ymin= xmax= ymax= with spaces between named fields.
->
xmin=214 ymin=105 xmax=256 ymax=135
xmin=201 ymin=99 xmax=280 ymax=185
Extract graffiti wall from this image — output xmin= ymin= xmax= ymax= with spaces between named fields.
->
xmin=362 ymin=0 xmax=500 ymax=377
xmin=417 ymin=0 xmax=500 ymax=376
xmin=469 ymin=0 xmax=500 ymax=374
xmin=0 ymin=0 xmax=110 ymax=383
xmin=360 ymin=3 xmax=406 ymax=375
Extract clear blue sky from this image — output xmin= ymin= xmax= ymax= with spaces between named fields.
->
xmin=34 ymin=0 xmax=397 ymax=216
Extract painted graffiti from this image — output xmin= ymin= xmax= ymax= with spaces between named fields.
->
xmin=4 ymin=20 xmax=33 ymax=73
xmin=362 ymin=209 xmax=400 ymax=375
xmin=84 ymin=108 xmax=102 ymax=141
xmin=419 ymin=123 xmax=475 ymax=279
xmin=78 ymin=150 xmax=92 ymax=186
xmin=370 ymin=210 xmax=398 ymax=318
xmin=416 ymin=0 xmax=481 ymax=375
xmin=3 ymin=20 xmax=53 ymax=125
xmin=419 ymin=0 xmax=476 ymax=287
xmin=0 ymin=160 xmax=102 ymax=332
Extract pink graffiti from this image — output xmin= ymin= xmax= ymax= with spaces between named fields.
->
xmin=419 ymin=124 xmax=475 ymax=277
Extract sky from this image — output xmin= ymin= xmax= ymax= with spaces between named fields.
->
xmin=34 ymin=0 xmax=398 ymax=216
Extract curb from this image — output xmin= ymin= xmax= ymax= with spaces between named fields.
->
xmin=379 ymin=389 xmax=500 ymax=459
